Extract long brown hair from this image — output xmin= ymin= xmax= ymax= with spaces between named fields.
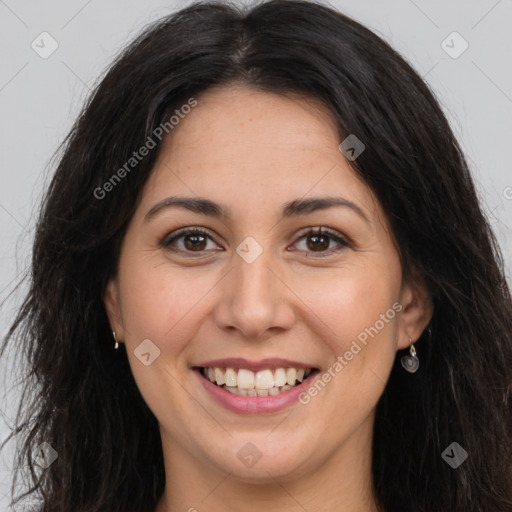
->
xmin=2 ymin=1 xmax=512 ymax=510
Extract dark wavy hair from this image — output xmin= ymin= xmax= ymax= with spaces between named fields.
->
xmin=2 ymin=0 xmax=512 ymax=510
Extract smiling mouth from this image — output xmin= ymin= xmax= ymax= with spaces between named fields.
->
xmin=197 ymin=366 xmax=316 ymax=396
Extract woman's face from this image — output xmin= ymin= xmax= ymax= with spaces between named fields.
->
xmin=105 ymin=85 xmax=430 ymax=485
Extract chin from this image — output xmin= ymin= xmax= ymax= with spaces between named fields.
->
xmin=202 ymin=431 xmax=322 ymax=483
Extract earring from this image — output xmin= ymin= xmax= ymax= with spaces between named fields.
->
xmin=401 ymin=337 xmax=419 ymax=373
xmin=112 ymin=330 xmax=119 ymax=350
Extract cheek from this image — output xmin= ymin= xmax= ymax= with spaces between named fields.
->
xmin=115 ymin=256 xmax=214 ymax=425
xmin=291 ymin=258 xmax=401 ymax=409
xmin=117 ymin=254 xmax=222 ymax=345
xmin=293 ymin=260 xmax=400 ymax=345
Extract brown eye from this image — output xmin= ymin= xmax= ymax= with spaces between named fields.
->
xmin=161 ymin=228 xmax=220 ymax=254
xmin=293 ymin=227 xmax=350 ymax=257
xmin=306 ymin=232 xmax=330 ymax=251
xmin=183 ymin=233 xmax=207 ymax=251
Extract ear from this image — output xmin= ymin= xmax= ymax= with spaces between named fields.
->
xmin=396 ymin=273 xmax=433 ymax=350
xmin=104 ymin=278 xmax=124 ymax=341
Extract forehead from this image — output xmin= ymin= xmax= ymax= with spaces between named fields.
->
xmin=170 ymin=85 xmax=339 ymax=151
xmin=138 ymin=85 xmax=382 ymax=226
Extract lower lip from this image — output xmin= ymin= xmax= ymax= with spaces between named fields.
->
xmin=195 ymin=369 xmax=318 ymax=414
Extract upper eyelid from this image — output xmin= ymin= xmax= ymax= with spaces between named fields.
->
xmin=162 ymin=226 xmax=217 ymax=244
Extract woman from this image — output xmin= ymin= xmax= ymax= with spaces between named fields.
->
xmin=2 ymin=0 xmax=512 ymax=511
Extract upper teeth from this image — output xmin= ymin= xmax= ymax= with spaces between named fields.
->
xmin=204 ymin=367 xmax=311 ymax=390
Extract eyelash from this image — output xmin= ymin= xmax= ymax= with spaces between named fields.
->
xmin=161 ymin=226 xmax=351 ymax=258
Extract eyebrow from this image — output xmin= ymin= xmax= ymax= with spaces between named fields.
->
xmin=144 ymin=196 xmax=369 ymax=224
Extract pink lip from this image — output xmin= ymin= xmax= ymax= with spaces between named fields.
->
xmin=194 ymin=368 xmax=318 ymax=414
xmin=194 ymin=357 xmax=314 ymax=372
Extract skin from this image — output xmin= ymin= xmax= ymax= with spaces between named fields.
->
xmin=105 ymin=85 xmax=432 ymax=512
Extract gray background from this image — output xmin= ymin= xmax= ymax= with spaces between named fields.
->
xmin=1 ymin=0 xmax=511 ymax=509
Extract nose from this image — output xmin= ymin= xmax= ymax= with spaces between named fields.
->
xmin=213 ymin=249 xmax=296 ymax=340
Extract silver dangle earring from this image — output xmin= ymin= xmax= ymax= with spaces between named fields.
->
xmin=401 ymin=337 xmax=419 ymax=373
xmin=112 ymin=330 xmax=119 ymax=350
